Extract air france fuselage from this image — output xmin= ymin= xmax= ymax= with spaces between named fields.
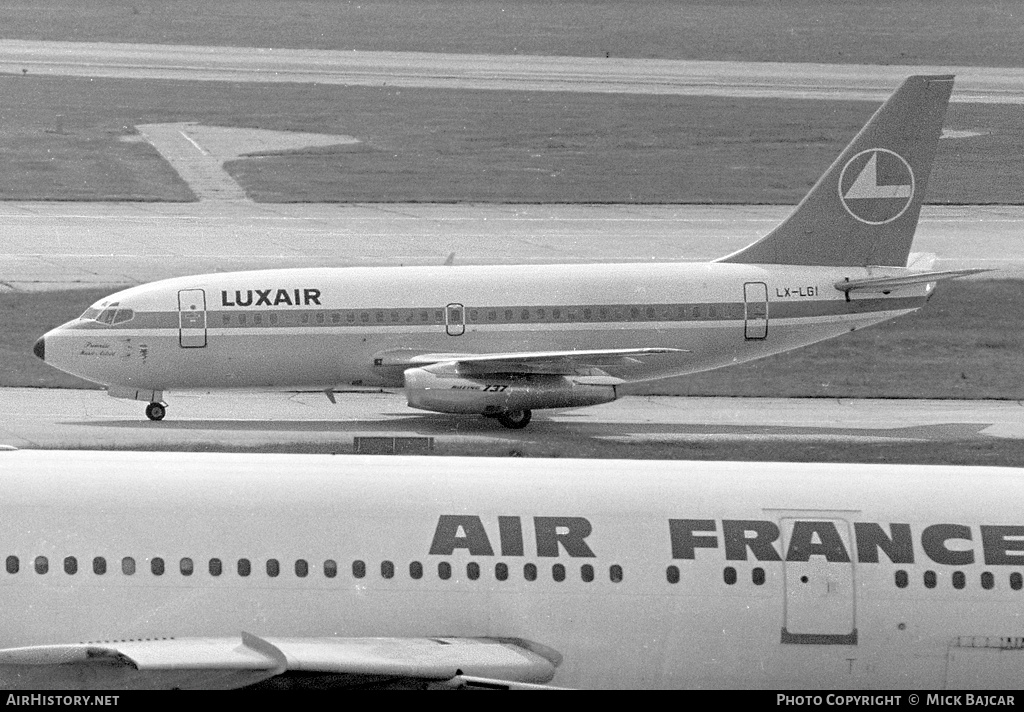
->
xmin=1 ymin=452 xmax=1023 ymax=689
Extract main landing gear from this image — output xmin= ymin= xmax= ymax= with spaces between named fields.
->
xmin=145 ymin=402 xmax=167 ymax=421
xmin=496 ymin=409 xmax=532 ymax=429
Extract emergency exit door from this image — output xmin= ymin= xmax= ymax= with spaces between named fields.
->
xmin=446 ymin=303 xmax=465 ymax=336
xmin=744 ymin=282 xmax=769 ymax=340
xmin=178 ymin=289 xmax=207 ymax=348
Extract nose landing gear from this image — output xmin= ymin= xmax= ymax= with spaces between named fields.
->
xmin=145 ymin=402 xmax=167 ymax=421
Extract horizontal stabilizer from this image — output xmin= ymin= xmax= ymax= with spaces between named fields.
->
xmin=835 ymin=268 xmax=993 ymax=293
xmin=0 ymin=635 xmax=560 ymax=690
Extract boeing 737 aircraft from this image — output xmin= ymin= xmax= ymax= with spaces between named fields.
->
xmin=34 ymin=75 xmax=985 ymax=427
xmin=0 ymin=449 xmax=1022 ymax=690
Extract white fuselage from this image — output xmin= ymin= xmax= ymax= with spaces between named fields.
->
xmin=0 ymin=451 xmax=1022 ymax=690
xmin=41 ymin=262 xmax=928 ymax=394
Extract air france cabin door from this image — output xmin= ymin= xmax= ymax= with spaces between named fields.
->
xmin=178 ymin=289 xmax=207 ymax=348
xmin=779 ymin=516 xmax=857 ymax=645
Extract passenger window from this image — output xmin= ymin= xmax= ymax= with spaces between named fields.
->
xmin=709 ymin=306 xmax=717 ymax=318
xmin=895 ymin=570 xmax=908 ymax=588
xmin=583 ymin=308 xmax=592 ymax=320
xmin=352 ymin=560 xmax=366 ymax=579
xmin=324 ymin=560 xmax=337 ymax=578
xmin=267 ymin=559 xmax=280 ymax=577
xmin=93 ymin=557 xmax=106 ymax=575
xmin=295 ymin=559 xmax=308 ymax=578
xmin=630 ymin=307 xmax=639 ymax=319
xmin=390 ymin=311 xmax=399 ymax=322
xmin=222 ymin=314 xmax=231 ymax=325
xmin=752 ymin=567 xmax=766 ymax=586
xmin=360 ymin=312 xmax=369 ymax=323
xmin=521 ymin=309 xmax=530 ymax=321
xmin=381 ymin=561 xmax=395 ymax=579
xmin=238 ymin=314 xmax=246 ymax=326
xmin=419 ymin=311 xmax=429 ymax=323
xmin=35 ymin=556 xmax=48 ymax=575
xmin=924 ymin=570 xmax=936 ymax=588
xmin=610 ymin=565 xmax=623 ymax=583
xmin=270 ymin=313 xmax=279 ymax=325
xmin=552 ymin=308 xmax=561 ymax=320
xmin=552 ymin=564 xmax=565 ymax=582
xmin=953 ymin=571 xmax=966 ymax=589
xmin=209 ymin=558 xmax=222 ymax=577
xmin=347 ymin=312 xmax=356 ymax=323
xmin=487 ymin=310 xmax=496 ymax=322
xmin=723 ymin=566 xmax=737 ymax=585
xmin=180 ymin=558 xmax=193 ymax=576
xmin=1012 ymin=572 xmax=1023 ymax=591
xmin=666 ymin=565 xmax=680 ymax=584
xmin=469 ymin=310 xmax=478 ymax=322
xmin=524 ymin=563 xmax=537 ymax=582
xmin=467 ymin=562 xmax=480 ymax=580
xmin=151 ymin=557 xmax=164 ymax=576
xmin=6 ymin=556 xmax=18 ymax=574
xmin=646 ymin=307 xmax=655 ymax=319
xmin=504 ymin=309 xmax=513 ymax=321
xmin=253 ymin=314 xmax=262 ymax=326
xmin=495 ymin=562 xmax=509 ymax=581
xmin=301 ymin=313 xmax=310 ymax=324
xmin=64 ymin=557 xmax=77 ymax=575
xmin=598 ymin=308 xmax=608 ymax=320
xmin=581 ymin=564 xmax=594 ymax=583
xmin=331 ymin=312 xmax=340 ymax=324
xmin=438 ymin=562 xmax=452 ymax=580
xmin=536 ymin=308 xmax=546 ymax=320
xmin=981 ymin=572 xmax=994 ymax=590
xmin=410 ymin=561 xmax=423 ymax=580
xmin=122 ymin=557 xmax=136 ymax=575
xmin=317 ymin=312 xmax=326 ymax=324
xmin=238 ymin=558 xmax=251 ymax=577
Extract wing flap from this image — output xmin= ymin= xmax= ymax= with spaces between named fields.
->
xmin=412 ymin=347 xmax=686 ymax=375
xmin=0 ymin=636 xmax=559 ymax=690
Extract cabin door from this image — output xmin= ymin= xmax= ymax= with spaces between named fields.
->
xmin=779 ymin=516 xmax=857 ymax=645
xmin=446 ymin=303 xmax=465 ymax=336
xmin=178 ymin=289 xmax=208 ymax=348
xmin=743 ymin=282 xmax=769 ymax=340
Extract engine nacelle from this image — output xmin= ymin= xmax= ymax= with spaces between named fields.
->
xmin=404 ymin=367 xmax=617 ymax=415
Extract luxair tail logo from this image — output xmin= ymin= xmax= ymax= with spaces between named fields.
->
xmin=838 ymin=148 xmax=915 ymax=225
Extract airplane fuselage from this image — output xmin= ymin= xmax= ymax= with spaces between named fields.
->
xmin=42 ymin=262 xmax=928 ymax=395
xmin=0 ymin=452 xmax=1021 ymax=689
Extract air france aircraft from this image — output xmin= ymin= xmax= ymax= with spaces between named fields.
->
xmin=0 ymin=449 xmax=1023 ymax=690
xmin=34 ymin=76 xmax=985 ymax=427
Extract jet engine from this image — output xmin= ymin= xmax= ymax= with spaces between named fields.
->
xmin=403 ymin=367 xmax=617 ymax=428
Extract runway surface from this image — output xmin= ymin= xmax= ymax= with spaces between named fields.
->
xmin=2 ymin=40 xmax=1024 ymax=103
xmin=2 ymin=387 xmax=1021 ymax=452
xmin=1 ymin=202 xmax=1020 ymax=291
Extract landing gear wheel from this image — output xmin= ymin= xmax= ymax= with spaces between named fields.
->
xmin=496 ymin=409 xmax=532 ymax=429
xmin=145 ymin=402 xmax=166 ymax=421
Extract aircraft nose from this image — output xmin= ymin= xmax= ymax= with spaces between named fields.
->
xmin=32 ymin=336 xmax=45 ymax=361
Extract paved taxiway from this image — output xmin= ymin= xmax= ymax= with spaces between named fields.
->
xmin=2 ymin=202 xmax=1020 ymax=291
xmin=2 ymin=388 xmax=1022 ymax=451
xmin=2 ymin=40 xmax=1023 ymax=103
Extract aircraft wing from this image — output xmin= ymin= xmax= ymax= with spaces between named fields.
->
xmin=834 ymin=268 xmax=993 ymax=294
xmin=0 ymin=633 xmax=561 ymax=690
xmin=398 ymin=347 xmax=687 ymax=376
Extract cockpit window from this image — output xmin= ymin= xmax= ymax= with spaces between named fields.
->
xmin=79 ymin=308 xmax=101 ymax=321
xmin=112 ymin=309 xmax=134 ymax=324
xmin=98 ymin=309 xmax=117 ymax=325
xmin=80 ymin=301 xmax=132 ymax=325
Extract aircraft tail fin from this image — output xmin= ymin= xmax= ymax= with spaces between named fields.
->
xmin=719 ymin=75 xmax=954 ymax=267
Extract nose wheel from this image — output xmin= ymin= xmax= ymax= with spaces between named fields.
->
xmin=145 ymin=402 xmax=167 ymax=421
xmin=496 ymin=409 xmax=532 ymax=429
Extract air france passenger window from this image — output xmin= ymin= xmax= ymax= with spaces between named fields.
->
xmin=267 ymin=559 xmax=280 ymax=577
xmin=151 ymin=557 xmax=165 ymax=576
xmin=352 ymin=560 xmax=366 ymax=578
xmin=409 ymin=561 xmax=423 ymax=580
xmin=35 ymin=556 xmax=48 ymax=575
xmin=438 ymin=562 xmax=452 ymax=580
xmin=209 ymin=558 xmax=222 ymax=577
xmin=5 ymin=556 xmax=18 ymax=574
xmin=610 ymin=564 xmax=623 ymax=583
xmin=238 ymin=558 xmax=251 ymax=577
xmin=324 ymin=559 xmax=337 ymax=578
xmin=295 ymin=559 xmax=308 ymax=578
xmin=180 ymin=558 xmax=194 ymax=576
xmin=122 ymin=557 xmax=136 ymax=575
xmin=64 ymin=557 xmax=77 ymax=575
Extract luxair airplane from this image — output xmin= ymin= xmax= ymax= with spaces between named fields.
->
xmin=35 ymin=75 xmax=984 ymax=428
xmin=0 ymin=449 xmax=1023 ymax=690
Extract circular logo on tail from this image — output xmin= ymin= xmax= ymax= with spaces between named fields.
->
xmin=838 ymin=148 xmax=915 ymax=225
